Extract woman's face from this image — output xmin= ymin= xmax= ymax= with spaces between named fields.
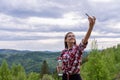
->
xmin=65 ymin=33 xmax=76 ymax=44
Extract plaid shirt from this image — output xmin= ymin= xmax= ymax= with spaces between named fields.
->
xmin=58 ymin=41 xmax=88 ymax=75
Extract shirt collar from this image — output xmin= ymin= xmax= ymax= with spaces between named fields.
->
xmin=65 ymin=45 xmax=76 ymax=51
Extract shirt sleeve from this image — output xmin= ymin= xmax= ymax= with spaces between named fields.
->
xmin=79 ymin=39 xmax=88 ymax=52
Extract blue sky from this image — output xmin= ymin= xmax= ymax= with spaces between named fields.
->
xmin=0 ymin=0 xmax=120 ymax=51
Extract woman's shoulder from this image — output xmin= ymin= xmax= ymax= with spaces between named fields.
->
xmin=61 ymin=48 xmax=67 ymax=53
xmin=73 ymin=44 xmax=79 ymax=49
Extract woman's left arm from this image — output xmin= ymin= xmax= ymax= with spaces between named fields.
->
xmin=83 ymin=16 xmax=96 ymax=44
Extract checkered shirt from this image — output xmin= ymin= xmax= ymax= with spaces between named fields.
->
xmin=58 ymin=41 xmax=88 ymax=75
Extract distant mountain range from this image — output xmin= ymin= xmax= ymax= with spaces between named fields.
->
xmin=0 ymin=49 xmax=61 ymax=73
xmin=0 ymin=49 xmax=89 ymax=73
xmin=0 ymin=49 xmax=31 ymax=54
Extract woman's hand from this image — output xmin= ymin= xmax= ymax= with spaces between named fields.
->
xmin=88 ymin=16 xmax=96 ymax=28
xmin=56 ymin=66 xmax=62 ymax=73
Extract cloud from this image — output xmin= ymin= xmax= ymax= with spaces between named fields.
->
xmin=0 ymin=39 xmax=64 ymax=51
xmin=0 ymin=0 xmax=68 ymax=18
xmin=0 ymin=0 xmax=120 ymax=51
xmin=90 ymin=0 xmax=114 ymax=3
xmin=0 ymin=12 xmax=88 ymax=33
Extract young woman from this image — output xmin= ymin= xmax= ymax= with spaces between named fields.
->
xmin=57 ymin=15 xmax=96 ymax=80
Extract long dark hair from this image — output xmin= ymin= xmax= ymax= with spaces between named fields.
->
xmin=64 ymin=32 xmax=76 ymax=48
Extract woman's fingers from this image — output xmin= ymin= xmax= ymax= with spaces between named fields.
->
xmin=92 ymin=16 xmax=96 ymax=20
xmin=92 ymin=16 xmax=96 ymax=23
xmin=88 ymin=17 xmax=93 ymax=24
xmin=88 ymin=16 xmax=96 ymax=27
xmin=89 ymin=16 xmax=96 ymax=22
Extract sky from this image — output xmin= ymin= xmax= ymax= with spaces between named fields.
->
xmin=0 ymin=0 xmax=120 ymax=51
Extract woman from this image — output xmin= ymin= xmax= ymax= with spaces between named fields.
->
xmin=57 ymin=15 xmax=96 ymax=80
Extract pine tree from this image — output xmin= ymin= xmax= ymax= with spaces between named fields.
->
xmin=11 ymin=63 xmax=26 ymax=80
xmin=11 ymin=63 xmax=19 ymax=77
xmin=0 ymin=60 xmax=12 ymax=80
xmin=10 ymin=63 xmax=26 ymax=80
xmin=41 ymin=60 xmax=49 ymax=77
xmin=16 ymin=64 xmax=26 ymax=80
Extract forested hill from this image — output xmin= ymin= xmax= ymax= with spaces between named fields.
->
xmin=0 ymin=49 xmax=89 ymax=73
xmin=0 ymin=49 xmax=31 ymax=54
xmin=0 ymin=44 xmax=120 ymax=80
xmin=0 ymin=49 xmax=60 ymax=73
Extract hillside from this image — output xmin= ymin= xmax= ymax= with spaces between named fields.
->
xmin=0 ymin=44 xmax=120 ymax=80
xmin=0 ymin=49 xmax=89 ymax=73
xmin=0 ymin=49 xmax=60 ymax=73
xmin=81 ymin=44 xmax=120 ymax=80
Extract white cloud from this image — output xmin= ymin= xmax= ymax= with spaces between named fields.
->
xmin=27 ymin=12 xmax=86 ymax=26
xmin=0 ymin=12 xmax=87 ymax=32
xmin=0 ymin=37 xmax=119 ymax=51
xmin=91 ymin=31 xmax=120 ymax=37
xmin=0 ymin=0 xmax=120 ymax=51
xmin=90 ymin=0 xmax=113 ymax=3
xmin=0 ymin=0 xmax=66 ymax=13
xmin=0 ymin=13 xmax=30 ymax=30
xmin=107 ymin=21 xmax=120 ymax=29
xmin=0 ymin=39 xmax=64 ymax=51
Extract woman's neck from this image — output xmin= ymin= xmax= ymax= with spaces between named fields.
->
xmin=67 ymin=43 xmax=74 ymax=50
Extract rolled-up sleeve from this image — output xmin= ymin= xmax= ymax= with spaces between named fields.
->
xmin=79 ymin=39 xmax=88 ymax=52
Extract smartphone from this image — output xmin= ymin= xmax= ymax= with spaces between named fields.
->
xmin=85 ymin=13 xmax=90 ymax=17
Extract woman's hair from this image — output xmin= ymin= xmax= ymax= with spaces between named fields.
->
xmin=64 ymin=32 xmax=76 ymax=48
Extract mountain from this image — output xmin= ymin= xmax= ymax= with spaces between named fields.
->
xmin=0 ymin=49 xmax=31 ymax=54
xmin=0 ymin=49 xmax=61 ymax=73
xmin=0 ymin=49 xmax=89 ymax=73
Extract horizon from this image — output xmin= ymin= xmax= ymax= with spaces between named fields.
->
xmin=0 ymin=43 xmax=119 ymax=52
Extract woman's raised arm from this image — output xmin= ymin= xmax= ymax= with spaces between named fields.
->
xmin=83 ymin=14 xmax=96 ymax=44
